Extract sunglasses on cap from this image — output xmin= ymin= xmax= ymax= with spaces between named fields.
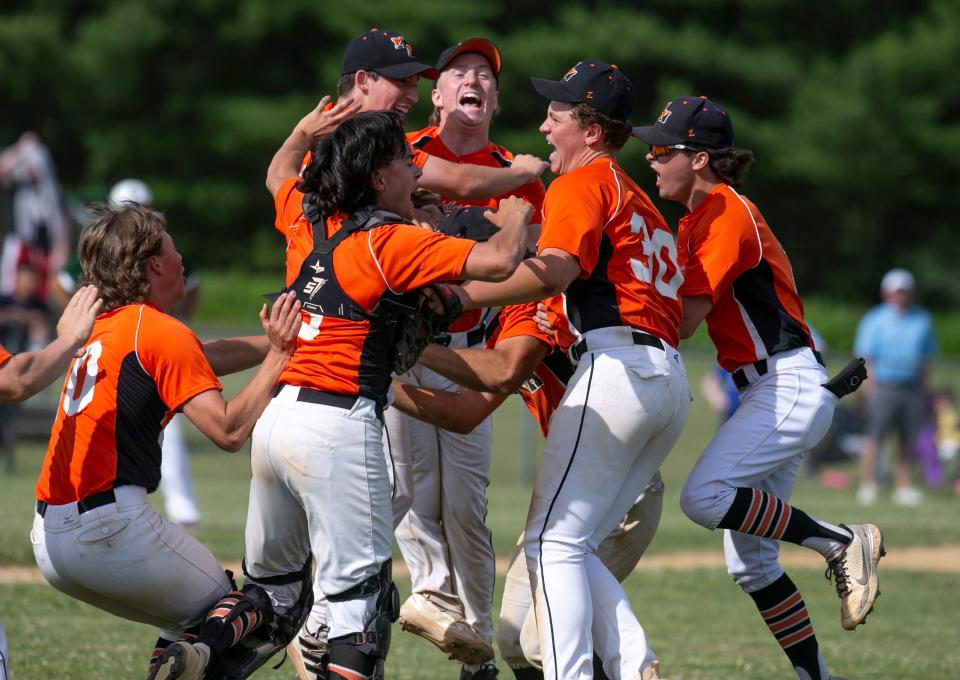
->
xmin=647 ymin=144 xmax=706 ymax=159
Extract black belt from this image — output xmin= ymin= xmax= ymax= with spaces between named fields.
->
xmin=732 ymin=349 xmax=825 ymax=391
xmin=35 ymin=488 xmax=117 ymax=518
xmin=431 ymin=323 xmax=486 ymax=348
xmin=281 ymin=386 xmax=384 ymax=420
xmin=570 ymin=330 xmax=664 ymax=363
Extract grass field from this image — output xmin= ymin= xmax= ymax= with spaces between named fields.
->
xmin=1 ymin=350 xmax=959 ymax=678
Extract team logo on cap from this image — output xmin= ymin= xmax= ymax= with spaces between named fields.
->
xmin=657 ymin=104 xmax=673 ymax=125
xmin=390 ymin=35 xmax=414 ymax=56
xmin=563 ymin=63 xmax=581 ymax=82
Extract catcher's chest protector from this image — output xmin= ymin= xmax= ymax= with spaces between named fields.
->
xmin=283 ymin=199 xmax=422 ymax=375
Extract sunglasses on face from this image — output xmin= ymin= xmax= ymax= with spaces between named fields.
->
xmin=648 ymin=144 xmax=703 ymax=159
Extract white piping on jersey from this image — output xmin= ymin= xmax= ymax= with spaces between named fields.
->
xmin=368 ymin=230 xmax=399 ymax=295
xmin=727 ymin=186 xmax=763 ymax=268
xmin=727 ymin=186 xmax=767 ymax=359
xmin=561 ymin=292 xmax=583 ymax=341
xmin=734 ymin=297 xmax=769 ymax=360
xmin=602 ymin=161 xmax=623 ymax=231
xmin=133 ymin=304 xmax=148 ymax=373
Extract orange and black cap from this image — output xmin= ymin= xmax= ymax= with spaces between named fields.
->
xmin=632 ymin=96 xmax=734 ymax=149
xmin=342 ymin=28 xmax=440 ymax=80
xmin=531 ymin=60 xmax=632 ymax=121
xmin=435 ymin=38 xmax=502 ymax=78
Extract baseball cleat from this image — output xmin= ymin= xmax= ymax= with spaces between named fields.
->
xmin=287 ymin=625 xmax=330 ymax=680
xmin=640 ymin=659 xmax=663 ymax=680
xmin=825 ymin=523 xmax=885 ymax=630
xmin=398 ymin=594 xmax=494 ymax=665
xmin=147 ymin=641 xmax=208 ymax=680
xmin=461 ymin=661 xmax=500 ymax=679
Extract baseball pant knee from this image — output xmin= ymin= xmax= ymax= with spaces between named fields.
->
xmin=679 ymin=477 xmax=735 ymax=529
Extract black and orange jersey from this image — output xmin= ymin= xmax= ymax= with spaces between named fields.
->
xmin=538 ymin=158 xmax=683 ymax=347
xmin=486 ymin=295 xmax=576 ymax=436
xmin=274 ymin=178 xmax=476 ymax=402
xmin=36 ymin=304 xmax=221 ymax=504
xmin=678 ymin=183 xmax=814 ymax=371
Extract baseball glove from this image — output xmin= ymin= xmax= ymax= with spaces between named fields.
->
xmin=392 ymin=284 xmax=464 ymax=373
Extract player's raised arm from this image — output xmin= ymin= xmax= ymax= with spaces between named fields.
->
xmin=0 ymin=284 xmax=102 ymax=402
xmin=266 ymin=97 xmax=361 ymax=197
xmin=419 ymin=153 xmax=547 ymax=202
xmin=182 ymin=292 xmax=300 ymax=452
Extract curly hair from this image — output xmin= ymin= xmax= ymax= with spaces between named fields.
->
xmin=78 ymin=203 xmax=166 ymax=312
xmin=297 ymin=110 xmax=410 ymax=220
xmin=571 ymin=103 xmax=632 ymax=152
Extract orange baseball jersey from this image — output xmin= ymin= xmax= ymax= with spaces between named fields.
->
xmin=678 ymin=183 xmax=814 ymax=372
xmin=486 ymin=295 xmax=576 ymax=436
xmin=274 ymin=178 xmax=475 ymax=402
xmin=36 ymin=304 xmax=221 ymax=504
xmin=537 ymin=158 xmax=683 ymax=347
xmin=0 ymin=343 xmax=11 ymax=367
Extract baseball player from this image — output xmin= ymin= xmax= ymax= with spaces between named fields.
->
xmin=266 ymin=29 xmax=547 ymax=206
xmin=391 ymin=39 xmax=547 ymax=680
xmin=385 ymin=209 xmax=665 ymax=680
xmin=244 ymin=111 xmax=531 ymax=680
xmin=29 ymin=202 xmax=303 ymax=680
xmin=107 ymin=178 xmax=205 ymax=527
xmin=443 ymin=61 xmax=688 ymax=680
xmin=0 ymin=282 xmax=101 ymax=680
xmin=633 ymin=96 xmax=884 ymax=680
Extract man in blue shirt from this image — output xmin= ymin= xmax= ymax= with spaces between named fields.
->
xmin=854 ymin=268 xmax=937 ymax=505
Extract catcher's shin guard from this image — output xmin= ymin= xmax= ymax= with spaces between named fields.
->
xmin=206 ymin=561 xmax=314 ymax=680
xmin=326 ymin=560 xmax=400 ymax=680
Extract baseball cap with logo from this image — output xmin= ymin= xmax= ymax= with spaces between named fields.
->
xmin=435 ymin=38 xmax=502 ymax=78
xmin=632 ymin=96 xmax=734 ymax=149
xmin=342 ymin=28 xmax=439 ymax=80
xmin=436 ymin=206 xmax=500 ymax=242
xmin=531 ymin=61 xmax=633 ymax=122
xmin=880 ymin=268 xmax=915 ymax=294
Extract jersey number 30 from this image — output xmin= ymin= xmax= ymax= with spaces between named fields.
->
xmin=630 ymin=213 xmax=683 ymax=300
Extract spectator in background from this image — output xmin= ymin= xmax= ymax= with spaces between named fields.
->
xmin=853 ymin=268 xmax=937 ymax=506
xmin=0 ymin=133 xmax=69 ymax=300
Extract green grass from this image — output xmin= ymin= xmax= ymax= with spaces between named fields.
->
xmin=2 ymin=351 xmax=959 ymax=677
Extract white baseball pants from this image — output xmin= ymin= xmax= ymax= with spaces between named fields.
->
xmin=525 ymin=332 xmax=690 ymax=680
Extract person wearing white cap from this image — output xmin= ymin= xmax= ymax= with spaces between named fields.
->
xmin=853 ymin=268 xmax=937 ymax=505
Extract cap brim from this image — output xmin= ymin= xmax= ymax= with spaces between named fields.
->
xmin=631 ymin=125 xmax=685 ymax=145
xmin=437 ymin=38 xmax=502 ymax=77
xmin=376 ymin=61 xmax=440 ymax=80
xmin=531 ymin=77 xmax=579 ymax=104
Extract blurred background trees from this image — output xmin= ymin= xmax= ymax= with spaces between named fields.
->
xmin=1 ymin=0 xmax=957 ymax=307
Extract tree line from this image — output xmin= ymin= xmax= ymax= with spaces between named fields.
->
xmin=2 ymin=0 xmax=957 ymax=307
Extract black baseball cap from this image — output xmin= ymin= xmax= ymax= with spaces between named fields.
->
xmin=531 ymin=61 xmax=633 ymax=121
xmin=632 ymin=96 xmax=734 ymax=149
xmin=435 ymin=38 xmax=502 ymax=78
xmin=341 ymin=28 xmax=440 ymax=80
xmin=436 ymin=206 xmax=499 ymax=242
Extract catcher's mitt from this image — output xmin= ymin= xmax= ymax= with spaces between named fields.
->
xmin=392 ymin=284 xmax=464 ymax=373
